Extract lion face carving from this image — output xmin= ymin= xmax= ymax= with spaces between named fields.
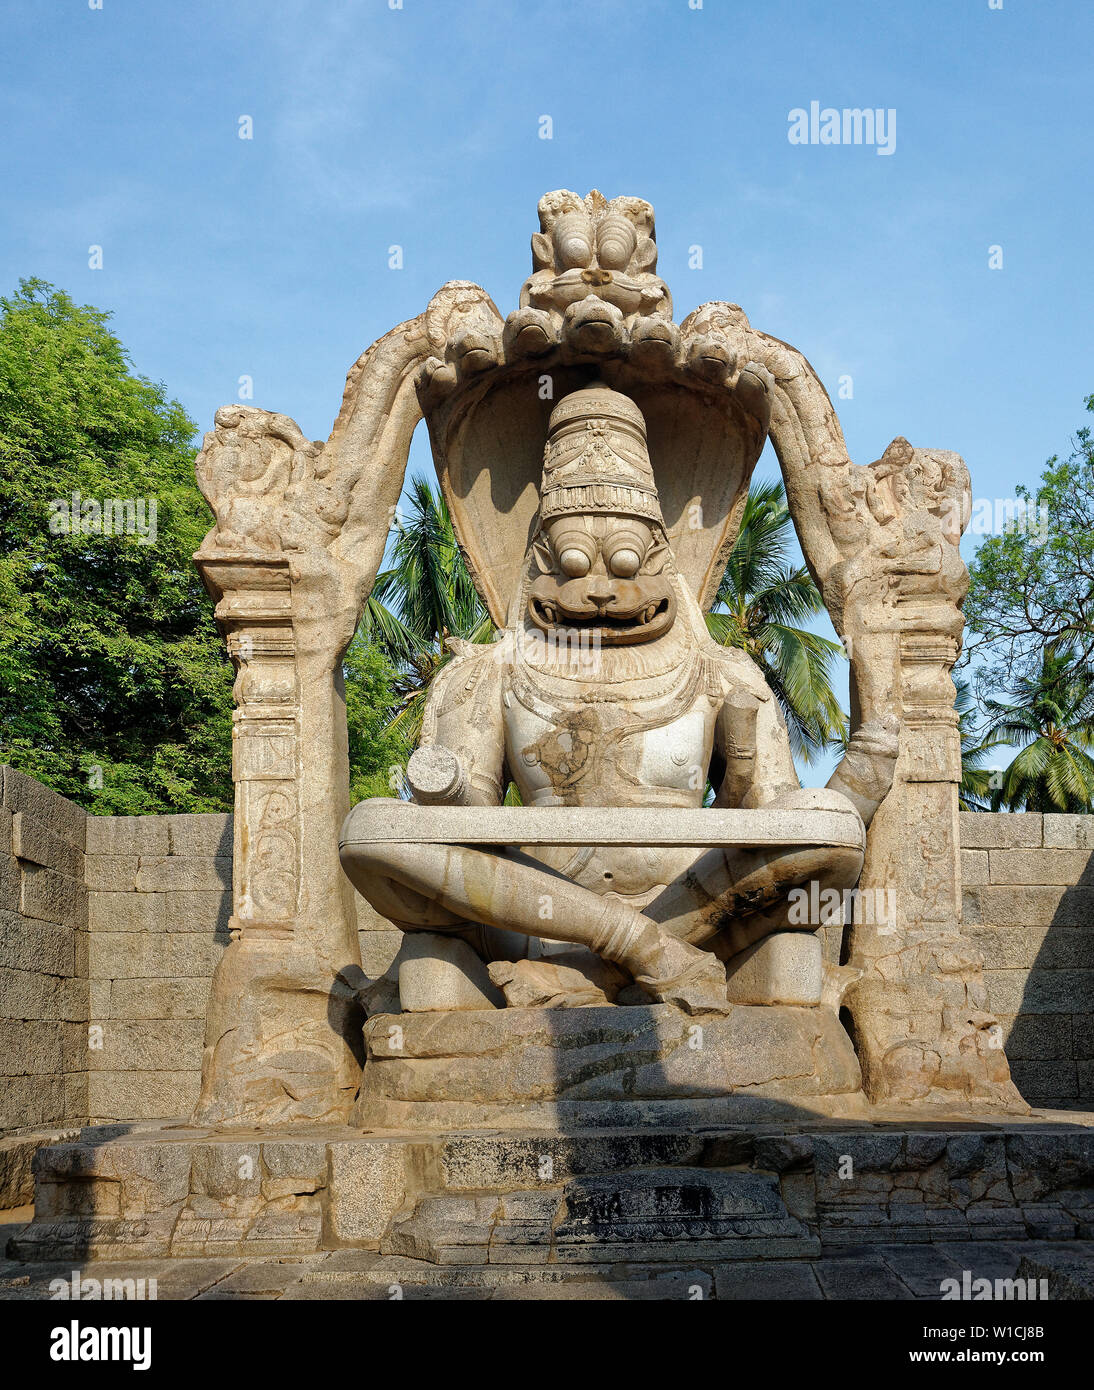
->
xmin=520 ymin=189 xmax=671 ymax=318
xmin=528 ymin=512 xmax=677 ymax=647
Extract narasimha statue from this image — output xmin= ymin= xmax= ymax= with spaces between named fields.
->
xmin=342 ymin=382 xmax=898 ymax=1015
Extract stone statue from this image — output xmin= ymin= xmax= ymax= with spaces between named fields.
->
xmin=191 ymin=187 xmax=1023 ymax=1126
xmin=341 ymin=380 xmax=899 ymax=1017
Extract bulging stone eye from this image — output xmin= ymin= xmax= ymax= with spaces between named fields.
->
xmin=560 ymin=547 xmax=591 ymax=577
xmin=554 ymin=213 xmax=594 ymax=269
xmin=609 ymin=547 xmax=641 ymax=578
xmin=597 ymin=214 xmax=637 ymax=271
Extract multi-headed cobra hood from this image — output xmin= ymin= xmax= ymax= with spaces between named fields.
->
xmin=418 ymin=189 xmax=777 ymax=632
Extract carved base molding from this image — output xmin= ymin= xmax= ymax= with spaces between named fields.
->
xmin=15 ymin=1115 xmax=1094 ymax=1265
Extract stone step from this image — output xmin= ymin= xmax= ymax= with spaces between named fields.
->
xmin=431 ymin=1129 xmax=718 ymax=1190
xmin=290 ymin=1250 xmax=715 ymax=1295
xmin=13 ymin=1118 xmax=1094 ymax=1262
xmin=281 ymin=1275 xmax=707 ymax=1300
xmin=382 ymin=1168 xmax=817 ymax=1265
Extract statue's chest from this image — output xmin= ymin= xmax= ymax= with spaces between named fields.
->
xmin=504 ymin=691 xmax=715 ymax=802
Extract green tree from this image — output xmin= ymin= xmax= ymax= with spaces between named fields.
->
xmin=344 ymin=638 xmax=413 ymax=803
xmin=965 ymin=393 xmax=1094 ymax=692
xmin=705 ymin=478 xmax=846 ymax=764
xmin=979 ymin=646 xmax=1094 ymax=813
xmin=0 ymin=279 xmax=233 ymax=814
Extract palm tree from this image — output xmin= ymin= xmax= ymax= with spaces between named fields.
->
xmin=355 ymin=475 xmax=493 ymax=744
xmin=705 ymin=479 xmax=846 ymax=764
xmin=954 ymin=671 xmax=1006 ymax=810
xmin=980 ymin=646 xmax=1094 ymax=812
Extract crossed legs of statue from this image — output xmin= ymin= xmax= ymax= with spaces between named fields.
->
xmin=345 ymin=791 xmax=865 ymax=1016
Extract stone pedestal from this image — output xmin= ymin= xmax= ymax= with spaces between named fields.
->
xmin=353 ymin=1003 xmax=866 ymax=1129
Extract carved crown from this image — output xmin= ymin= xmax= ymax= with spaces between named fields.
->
xmin=539 ymin=383 xmax=663 ymax=526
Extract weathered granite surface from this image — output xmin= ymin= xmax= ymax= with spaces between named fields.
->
xmin=9 ymin=1114 xmax=1094 ymax=1270
xmin=354 ymin=1003 xmax=865 ymax=1129
xmin=3 ymin=1241 xmax=1093 ymax=1300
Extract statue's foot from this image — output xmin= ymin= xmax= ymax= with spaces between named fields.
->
xmin=633 ymin=937 xmax=730 ymax=1016
xmin=487 ymin=956 xmax=624 ymax=1008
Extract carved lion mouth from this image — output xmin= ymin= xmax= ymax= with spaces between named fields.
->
xmin=542 ymin=269 xmax=645 ymax=313
xmin=527 ymin=578 xmax=676 ymax=646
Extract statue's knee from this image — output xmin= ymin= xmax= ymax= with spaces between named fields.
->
xmin=764 ymin=785 xmax=863 ymax=821
xmin=761 ymin=788 xmax=866 ymax=888
xmin=823 ymin=844 xmax=865 ymax=890
xmin=341 ymin=797 xmax=421 ymax=878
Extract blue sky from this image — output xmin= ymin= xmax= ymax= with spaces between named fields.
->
xmin=2 ymin=0 xmax=1091 ymax=781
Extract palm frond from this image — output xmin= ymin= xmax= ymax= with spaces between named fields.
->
xmin=982 ymin=644 xmax=1094 ymax=813
xmin=709 ymin=479 xmax=847 ymax=766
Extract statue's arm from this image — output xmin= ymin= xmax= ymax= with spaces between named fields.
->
xmin=410 ymin=647 xmax=506 ymax=807
xmin=710 ymin=653 xmax=800 ymax=809
xmin=708 ymin=648 xmax=897 ymax=826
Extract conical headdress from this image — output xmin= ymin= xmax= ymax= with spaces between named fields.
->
xmin=540 ymin=383 xmax=664 ymax=526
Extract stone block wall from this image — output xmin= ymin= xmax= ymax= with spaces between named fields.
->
xmin=961 ymin=812 xmax=1094 ymax=1108
xmin=85 ymin=812 xmax=232 ymax=1123
xmin=0 ymin=768 xmax=88 ymax=1132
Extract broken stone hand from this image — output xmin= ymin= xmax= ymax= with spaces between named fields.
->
xmin=406 ymin=745 xmax=473 ymax=806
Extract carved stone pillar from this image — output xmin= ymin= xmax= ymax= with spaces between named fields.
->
xmin=731 ymin=330 xmax=1026 ymax=1113
xmin=844 ymin=623 xmax=1019 ymax=1109
xmin=189 ymin=315 xmax=435 ymax=1126
xmin=190 ymin=553 xmax=366 ymax=1125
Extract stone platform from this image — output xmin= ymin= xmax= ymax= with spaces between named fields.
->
xmin=9 ymin=1111 xmax=1094 ymax=1274
xmin=354 ymin=1003 xmax=866 ymax=1129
